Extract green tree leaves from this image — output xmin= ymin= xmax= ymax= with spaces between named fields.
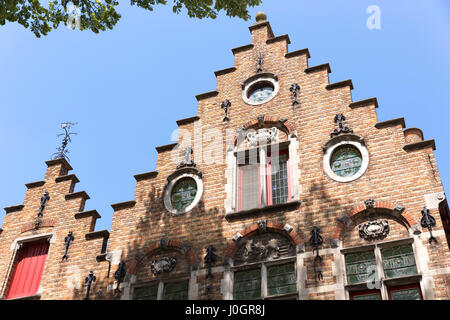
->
xmin=0 ymin=0 xmax=262 ymax=37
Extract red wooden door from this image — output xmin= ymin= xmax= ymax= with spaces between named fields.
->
xmin=6 ymin=240 xmax=49 ymax=299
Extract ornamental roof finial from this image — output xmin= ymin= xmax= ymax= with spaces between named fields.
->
xmin=255 ymin=11 xmax=267 ymax=23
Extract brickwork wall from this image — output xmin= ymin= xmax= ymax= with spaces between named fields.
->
xmin=0 ymin=18 xmax=449 ymax=300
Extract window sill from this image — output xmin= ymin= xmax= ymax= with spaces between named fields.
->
xmin=5 ymin=293 xmax=41 ymax=300
xmin=225 ymin=200 xmax=301 ymax=221
xmin=263 ymin=292 xmax=298 ymax=300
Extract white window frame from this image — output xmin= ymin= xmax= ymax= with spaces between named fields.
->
xmin=225 ymin=134 xmax=301 ymax=214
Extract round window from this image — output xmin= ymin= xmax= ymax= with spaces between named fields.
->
xmin=242 ymin=75 xmax=279 ymax=105
xmin=170 ymin=177 xmax=197 ymax=211
xmin=248 ymin=82 xmax=274 ymax=103
xmin=330 ymin=145 xmax=362 ymax=178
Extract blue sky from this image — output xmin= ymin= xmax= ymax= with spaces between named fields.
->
xmin=1 ymin=0 xmax=449 ymax=232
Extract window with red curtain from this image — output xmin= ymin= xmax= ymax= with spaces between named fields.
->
xmin=238 ymin=148 xmax=290 ymax=211
xmin=6 ymin=240 xmax=50 ymax=299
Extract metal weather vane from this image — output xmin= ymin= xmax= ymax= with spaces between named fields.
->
xmin=53 ymin=122 xmax=78 ymax=161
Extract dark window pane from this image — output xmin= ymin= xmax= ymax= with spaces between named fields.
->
xmin=133 ymin=285 xmax=158 ymax=300
xmin=234 ymin=269 xmax=261 ymax=300
xmin=163 ymin=281 xmax=189 ymax=300
xmin=267 ymin=263 xmax=296 ymax=296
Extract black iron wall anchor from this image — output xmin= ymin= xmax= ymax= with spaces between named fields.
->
xmin=38 ymin=191 xmax=50 ymax=218
xmin=204 ymin=246 xmax=217 ymax=279
xmin=331 ymin=114 xmax=353 ymax=137
xmin=84 ymin=271 xmax=96 ymax=300
xmin=204 ymin=246 xmax=217 ymax=294
xmin=114 ymin=261 xmax=126 ymax=294
xmin=290 ymin=83 xmax=300 ymax=106
xmin=309 ymin=227 xmax=324 ymax=281
xmin=62 ymin=231 xmax=74 ymax=261
xmin=421 ymin=207 xmax=438 ymax=244
xmin=257 ymin=52 xmax=263 ymax=73
xmin=221 ymin=99 xmax=231 ymax=122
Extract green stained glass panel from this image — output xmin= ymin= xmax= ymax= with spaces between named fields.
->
xmin=171 ymin=177 xmax=197 ymax=211
xmin=353 ymin=293 xmax=382 ymax=300
xmin=330 ymin=146 xmax=362 ymax=177
xmin=391 ymin=288 xmax=421 ymax=300
xmin=249 ymin=86 xmax=274 ymax=103
xmin=163 ymin=281 xmax=189 ymax=300
xmin=381 ymin=245 xmax=417 ymax=278
xmin=133 ymin=285 xmax=158 ymax=300
xmin=234 ymin=269 xmax=261 ymax=300
xmin=345 ymin=251 xmax=378 ymax=284
xmin=267 ymin=264 xmax=296 ymax=296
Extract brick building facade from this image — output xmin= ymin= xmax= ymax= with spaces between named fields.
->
xmin=1 ymin=14 xmax=449 ymax=300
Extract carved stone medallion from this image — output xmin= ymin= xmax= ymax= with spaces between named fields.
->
xmin=234 ymin=233 xmax=295 ymax=266
xmin=358 ymin=220 xmax=390 ymax=241
xmin=150 ymin=257 xmax=177 ymax=275
xmin=247 ymin=127 xmax=278 ymax=147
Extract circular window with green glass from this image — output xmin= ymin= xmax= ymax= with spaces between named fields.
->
xmin=330 ymin=146 xmax=363 ymax=178
xmin=170 ymin=177 xmax=198 ymax=211
xmin=323 ymin=139 xmax=369 ymax=183
xmin=164 ymin=173 xmax=203 ymax=215
xmin=242 ymin=75 xmax=279 ymax=105
xmin=247 ymin=82 xmax=275 ymax=103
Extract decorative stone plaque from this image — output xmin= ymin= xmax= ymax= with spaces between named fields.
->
xmin=150 ymin=257 xmax=177 ymax=275
xmin=358 ymin=220 xmax=390 ymax=241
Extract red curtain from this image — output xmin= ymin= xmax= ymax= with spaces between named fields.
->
xmin=6 ymin=240 xmax=49 ymax=299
